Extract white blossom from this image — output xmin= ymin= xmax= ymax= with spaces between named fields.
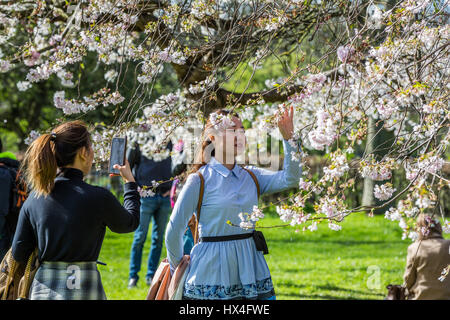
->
xmin=374 ymin=183 xmax=396 ymax=201
xmin=17 ymin=81 xmax=31 ymax=91
xmin=328 ymin=223 xmax=342 ymax=231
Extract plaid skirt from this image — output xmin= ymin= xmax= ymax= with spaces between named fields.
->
xmin=30 ymin=261 xmax=106 ymax=300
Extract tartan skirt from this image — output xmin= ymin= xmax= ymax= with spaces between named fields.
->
xmin=30 ymin=261 xmax=106 ymax=300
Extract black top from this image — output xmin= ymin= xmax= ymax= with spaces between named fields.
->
xmin=11 ymin=168 xmax=140 ymax=263
xmin=0 ymin=157 xmax=20 ymax=218
xmin=127 ymin=141 xmax=173 ymax=194
xmin=0 ymin=157 xmax=22 ymax=236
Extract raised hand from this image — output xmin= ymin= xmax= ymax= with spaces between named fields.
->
xmin=277 ymin=105 xmax=294 ymax=140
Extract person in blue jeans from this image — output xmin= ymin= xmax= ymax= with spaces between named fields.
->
xmin=129 ymin=193 xmax=172 ymax=287
xmin=127 ymin=138 xmax=194 ymax=288
xmin=127 ymin=140 xmax=174 ymax=287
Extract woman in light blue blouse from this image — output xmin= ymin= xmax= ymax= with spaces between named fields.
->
xmin=165 ymin=107 xmax=302 ymax=300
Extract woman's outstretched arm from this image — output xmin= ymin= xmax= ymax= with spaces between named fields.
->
xmin=247 ymin=139 xmax=302 ymax=195
xmin=165 ymin=173 xmax=201 ymax=272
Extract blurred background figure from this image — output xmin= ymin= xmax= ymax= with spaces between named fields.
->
xmin=127 ymin=138 xmax=174 ymax=288
xmin=403 ymin=214 xmax=450 ymax=300
xmin=0 ymin=137 xmax=27 ymax=261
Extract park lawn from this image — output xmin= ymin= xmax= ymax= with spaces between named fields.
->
xmin=97 ymin=210 xmax=446 ymax=300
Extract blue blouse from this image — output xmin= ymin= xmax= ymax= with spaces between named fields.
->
xmin=165 ymin=139 xmax=302 ymax=299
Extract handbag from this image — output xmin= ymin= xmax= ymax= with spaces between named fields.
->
xmin=146 ymin=259 xmax=171 ymax=300
xmin=252 ymin=230 xmax=269 ymax=255
xmin=0 ymin=247 xmax=39 ymax=300
xmin=168 ymin=255 xmax=190 ymax=300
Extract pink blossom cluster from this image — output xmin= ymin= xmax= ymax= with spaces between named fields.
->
xmin=443 ymin=220 xmax=450 ymax=234
xmin=337 ymin=45 xmax=355 ymax=63
xmin=373 ymin=183 xmax=396 ymax=201
xmin=318 ymin=197 xmax=346 ymax=222
xmin=137 ymin=186 xmax=156 ymax=198
xmin=24 ymin=130 xmax=41 ymax=145
xmin=322 ymin=152 xmax=349 ymax=182
xmin=360 ymin=161 xmax=393 ymax=181
xmin=26 ymin=45 xmax=85 ymax=83
xmin=209 ymin=112 xmax=235 ymax=131
xmin=276 ymin=205 xmax=311 ymax=227
xmin=238 ymin=206 xmax=265 ymax=229
xmin=53 ymin=90 xmax=124 ymax=115
xmin=308 ymin=109 xmax=337 ymax=150
xmin=384 ymin=200 xmax=423 ymax=241
xmin=417 ymin=155 xmax=444 ymax=175
xmin=375 ymin=101 xmax=398 ymax=120
xmin=298 ymin=178 xmax=312 ymax=191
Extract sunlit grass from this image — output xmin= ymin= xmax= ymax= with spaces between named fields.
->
xmin=98 ymin=209 xmax=447 ymax=300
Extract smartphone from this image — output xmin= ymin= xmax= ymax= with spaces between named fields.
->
xmin=108 ymin=136 xmax=127 ymax=176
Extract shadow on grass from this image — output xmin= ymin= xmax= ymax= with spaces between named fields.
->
xmin=280 ymin=292 xmax=362 ymax=300
xmin=279 ymin=266 xmax=404 ymax=273
xmin=276 ymin=283 xmax=384 ymax=300
xmin=268 ymin=239 xmax=406 ymax=246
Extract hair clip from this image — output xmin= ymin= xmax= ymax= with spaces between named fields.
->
xmin=50 ymin=132 xmax=57 ymax=141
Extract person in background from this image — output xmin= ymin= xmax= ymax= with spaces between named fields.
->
xmin=11 ymin=121 xmax=140 ymax=300
xmin=0 ymin=137 xmax=17 ymax=161
xmin=127 ymin=138 xmax=174 ymax=288
xmin=170 ymin=139 xmax=195 ymax=255
xmin=0 ymin=137 xmax=25 ymax=261
xmin=403 ymin=213 xmax=450 ymax=300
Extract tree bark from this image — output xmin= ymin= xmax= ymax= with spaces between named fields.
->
xmin=362 ymin=116 xmax=376 ymax=208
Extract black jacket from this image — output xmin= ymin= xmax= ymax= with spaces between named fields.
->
xmin=0 ymin=157 xmax=21 ymax=234
xmin=127 ymin=141 xmax=174 ymax=194
xmin=11 ymin=168 xmax=140 ymax=263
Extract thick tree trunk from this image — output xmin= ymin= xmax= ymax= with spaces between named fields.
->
xmin=361 ymin=116 xmax=383 ymax=214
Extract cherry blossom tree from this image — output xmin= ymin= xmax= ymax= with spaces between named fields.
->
xmin=0 ymin=0 xmax=448 ymax=246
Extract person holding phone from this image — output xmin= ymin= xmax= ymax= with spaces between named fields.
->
xmin=165 ymin=107 xmax=302 ymax=300
xmin=11 ymin=120 xmax=140 ymax=300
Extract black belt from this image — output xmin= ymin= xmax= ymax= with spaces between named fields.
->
xmin=199 ymin=230 xmax=269 ymax=255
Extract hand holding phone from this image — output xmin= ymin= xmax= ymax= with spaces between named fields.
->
xmin=108 ymin=137 xmax=135 ymax=183
xmin=112 ymin=160 xmax=135 ymax=183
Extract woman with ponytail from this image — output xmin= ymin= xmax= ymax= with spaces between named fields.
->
xmin=165 ymin=106 xmax=302 ymax=300
xmin=11 ymin=120 xmax=140 ymax=300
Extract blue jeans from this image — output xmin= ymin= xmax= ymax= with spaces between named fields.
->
xmin=129 ymin=194 xmax=172 ymax=281
xmin=183 ymin=227 xmax=194 ymax=255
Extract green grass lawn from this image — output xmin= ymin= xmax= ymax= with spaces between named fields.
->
xmin=97 ymin=210 xmax=447 ymax=300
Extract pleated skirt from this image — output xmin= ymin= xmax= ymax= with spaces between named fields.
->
xmin=30 ymin=261 xmax=106 ymax=300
